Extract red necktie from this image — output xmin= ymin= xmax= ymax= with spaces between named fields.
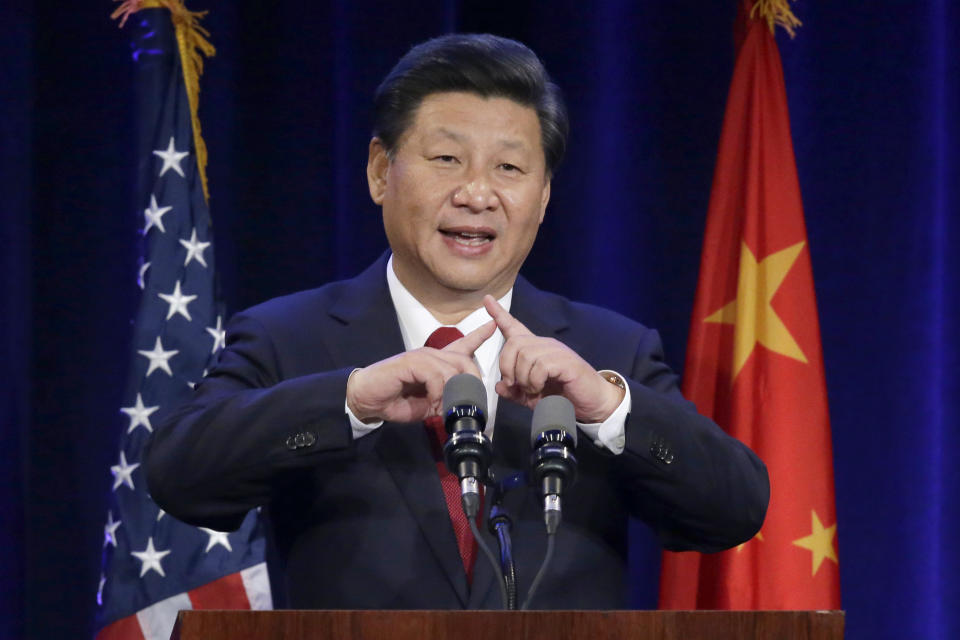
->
xmin=423 ymin=327 xmax=481 ymax=583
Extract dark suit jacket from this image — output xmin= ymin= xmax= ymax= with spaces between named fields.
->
xmin=145 ymin=253 xmax=768 ymax=609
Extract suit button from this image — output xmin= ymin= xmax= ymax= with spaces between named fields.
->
xmin=286 ymin=431 xmax=318 ymax=450
xmin=650 ymin=435 xmax=674 ymax=464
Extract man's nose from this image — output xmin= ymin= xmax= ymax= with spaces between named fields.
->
xmin=451 ymin=175 xmax=500 ymax=212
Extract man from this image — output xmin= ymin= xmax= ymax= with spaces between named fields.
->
xmin=145 ymin=33 xmax=768 ymax=610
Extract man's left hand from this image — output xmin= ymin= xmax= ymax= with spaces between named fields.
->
xmin=483 ymin=295 xmax=624 ymax=423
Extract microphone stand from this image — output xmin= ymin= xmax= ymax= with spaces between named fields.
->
xmin=487 ymin=472 xmax=525 ymax=610
xmin=490 ymin=506 xmax=517 ymax=611
xmin=466 ymin=500 xmax=509 ymax=610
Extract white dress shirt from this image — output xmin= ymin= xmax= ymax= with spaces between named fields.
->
xmin=344 ymin=256 xmax=630 ymax=453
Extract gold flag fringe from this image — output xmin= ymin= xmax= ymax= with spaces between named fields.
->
xmin=750 ymin=0 xmax=802 ymax=38
xmin=112 ymin=0 xmax=216 ymax=202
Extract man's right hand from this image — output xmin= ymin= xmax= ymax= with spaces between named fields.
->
xmin=345 ymin=320 xmax=496 ymax=424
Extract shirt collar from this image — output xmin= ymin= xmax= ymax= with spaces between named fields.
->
xmin=385 ymin=255 xmax=511 ymax=373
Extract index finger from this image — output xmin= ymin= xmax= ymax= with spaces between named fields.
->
xmin=444 ymin=319 xmax=497 ymax=357
xmin=483 ymin=295 xmax=533 ymax=338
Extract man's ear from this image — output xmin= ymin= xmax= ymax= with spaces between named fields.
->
xmin=538 ymin=179 xmax=551 ymax=224
xmin=367 ymin=138 xmax=389 ymax=205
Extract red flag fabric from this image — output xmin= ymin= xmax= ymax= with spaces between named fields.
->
xmin=659 ymin=1 xmax=841 ymax=609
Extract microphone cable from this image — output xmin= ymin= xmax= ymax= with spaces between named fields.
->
xmin=466 ymin=504 xmax=509 ymax=610
xmin=520 ymin=532 xmax=555 ymax=610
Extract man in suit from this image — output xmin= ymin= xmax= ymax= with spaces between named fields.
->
xmin=145 ymin=33 xmax=768 ymax=609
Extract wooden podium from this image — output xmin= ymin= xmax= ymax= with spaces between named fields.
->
xmin=170 ymin=609 xmax=844 ymax=639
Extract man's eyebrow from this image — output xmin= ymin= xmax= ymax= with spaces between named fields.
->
xmin=433 ymin=127 xmax=466 ymax=143
xmin=499 ymin=139 xmax=526 ymax=150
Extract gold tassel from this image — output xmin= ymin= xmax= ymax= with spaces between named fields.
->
xmin=750 ymin=0 xmax=803 ymax=38
xmin=112 ymin=0 xmax=216 ymax=202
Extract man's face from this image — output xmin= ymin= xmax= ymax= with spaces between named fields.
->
xmin=368 ymin=92 xmax=551 ymax=306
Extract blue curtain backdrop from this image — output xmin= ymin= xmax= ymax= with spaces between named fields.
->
xmin=2 ymin=1 xmax=957 ymax=638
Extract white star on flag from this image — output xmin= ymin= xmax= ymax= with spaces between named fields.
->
xmin=179 ymin=228 xmax=211 ymax=267
xmin=206 ymin=316 xmax=225 ymax=353
xmin=104 ymin=510 xmax=121 ymax=548
xmin=158 ymin=281 xmax=198 ymax=321
xmin=111 ymin=451 xmax=140 ymax=491
xmin=200 ymin=528 xmax=233 ymax=552
xmin=137 ymin=261 xmax=151 ymax=290
xmin=152 ymin=137 xmax=189 ymax=178
xmin=143 ymin=195 xmax=172 ymax=234
xmin=138 ymin=337 xmax=178 ymax=377
xmin=187 ymin=369 xmax=209 ymax=390
xmin=156 ymin=508 xmax=166 ymax=521
xmin=131 ymin=537 xmax=172 ymax=578
xmin=120 ymin=393 xmax=160 ymax=434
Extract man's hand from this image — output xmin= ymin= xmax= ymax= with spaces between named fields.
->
xmin=345 ymin=320 xmax=497 ymax=423
xmin=483 ymin=295 xmax=624 ymax=423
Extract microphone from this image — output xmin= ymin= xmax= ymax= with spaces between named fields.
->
xmin=521 ymin=395 xmax=577 ymax=610
xmin=441 ymin=373 xmax=493 ymax=519
xmin=529 ymin=395 xmax=578 ymax=535
xmin=441 ymin=374 xmax=509 ymax=610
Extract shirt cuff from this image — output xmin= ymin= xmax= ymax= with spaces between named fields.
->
xmin=344 ymin=369 xmax=384 ymax=439
xmin=576 ymin=370 xmax=630 ymax=455
xmin=345 ymin=400 xmax=384 ymax=438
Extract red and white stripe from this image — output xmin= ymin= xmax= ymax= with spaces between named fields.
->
xmin=96 ymin=563 xmax=272 ymax=640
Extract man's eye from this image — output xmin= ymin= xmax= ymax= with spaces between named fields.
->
xmin=432 ymin=155 xmax=459 ymax=163
xmin=499 ymin=163 xmax=523 ymax=173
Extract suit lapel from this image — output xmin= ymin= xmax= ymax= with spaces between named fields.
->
xmin=324 ymin=253 xmax=470 ymax=606
xmin=511 ymin=275 xmax=568 ymax=338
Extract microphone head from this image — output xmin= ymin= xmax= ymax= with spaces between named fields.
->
xmin=442 ymin=373 xmax=487 ymax=417
xmin=530 ymin=395 xmax=577 ymax=447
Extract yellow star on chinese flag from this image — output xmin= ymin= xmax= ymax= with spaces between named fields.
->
xmin=704 ymin=240 xmax=808 ymax=378
xmin=792 ymin=509 xmax=839 ymax=575
xmin=735 ymin=530 xmax=764 ymax=553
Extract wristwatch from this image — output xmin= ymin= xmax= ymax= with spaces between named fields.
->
xmin=598 ymin=370 xmax=626 ymax=391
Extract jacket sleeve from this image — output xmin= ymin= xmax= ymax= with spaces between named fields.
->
xmin=144 ymin=311 xmax=356 ymax=531
xmin=612 ymin=327 xmax=770 ymax=553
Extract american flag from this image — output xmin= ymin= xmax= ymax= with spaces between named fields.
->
xmin=96 ymin=4 xmax=271 ymax=639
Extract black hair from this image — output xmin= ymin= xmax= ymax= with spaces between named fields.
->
xmin=373 ymin=33 xmax=568 ymax=175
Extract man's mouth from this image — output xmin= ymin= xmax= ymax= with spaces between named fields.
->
xmin=439 ymin=227 xmax=496 ymax=246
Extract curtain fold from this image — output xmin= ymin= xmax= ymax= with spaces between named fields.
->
xmin=1 ymin=4 xmax=32 ymax=640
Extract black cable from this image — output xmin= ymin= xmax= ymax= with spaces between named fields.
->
xmin=520 ymin=532 xmax=555 ymax=610
xmin=468 ymin=511 xmax=509 ymax=610
xmin=488 ymin=473 xmax=523 ymax=611
xmin=494 ymin=520 xmax=517 ymax=609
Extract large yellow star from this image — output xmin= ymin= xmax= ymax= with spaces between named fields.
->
xmin=705 ymin=241 xmax=808 ymax=378
xmin=792 ymin=509 xmax=839 ymax=575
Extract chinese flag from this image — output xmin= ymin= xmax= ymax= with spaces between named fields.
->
xmin=659 ymin=0 xmax=841 ymax=609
